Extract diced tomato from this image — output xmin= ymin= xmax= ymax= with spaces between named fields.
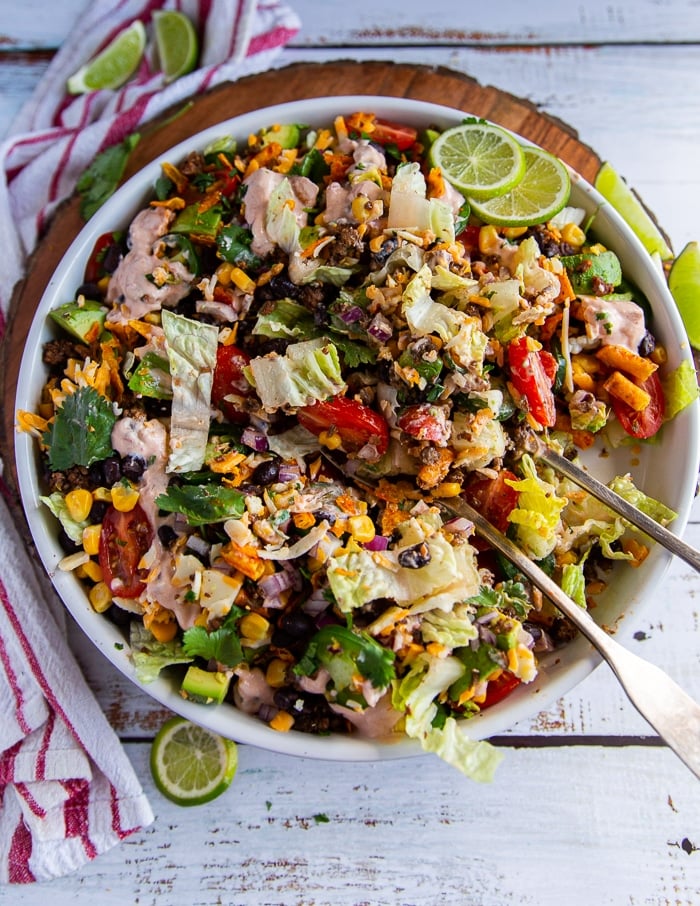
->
xmin=98 ymin=503 xmax=154 ymax=599
xmin=507 ymin=336 xmax=557 ymax=428
xmin=462 ymin=470 xmax=520 ymax=534
xmin=397 ymin=403 xmax=451 ymax=444
xmin=610 ymin=370 xmax=666 ymax=439
xmin=211 ymin=344 xmax=253 ymax=424
xmin=481 ymin=671 xmax=522 ymax=709
xmin=297 ymin=396 xmax=390 ymax=458
xmin=371 ymin=119 xmax=418 ymax=151
xmin=84 ymin=231 xmax=122 ymax=284
xmin=456 ymin=224 xmax=481 ymax=254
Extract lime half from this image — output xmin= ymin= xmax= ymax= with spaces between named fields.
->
xmin=154 ymin=10 xmax=199 ymax=83
xmin=150 ymin=717 xmax=238 ymax=807
xmin=67 ymin=21 xmax=146 ymax=94
xmin=668 ymin=241 xmax=700 ymax=349
xmin=595 ymin=162 xmax=673 ymax=260
xmin=430 ymin=122 xmax=526 ymax=200
xmin=468 ymin=145 xmax=571 ymax=227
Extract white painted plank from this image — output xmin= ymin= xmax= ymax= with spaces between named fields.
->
xmin=4 ymin=0 xmax=700 ymax=49
xmin=8 ymin=743 xmax=700 ymax=905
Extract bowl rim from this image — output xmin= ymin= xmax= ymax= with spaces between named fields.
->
xmin=14 ymin=94 xmax=700 ymax=761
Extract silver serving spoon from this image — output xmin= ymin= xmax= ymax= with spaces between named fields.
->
xmin=327 ymin=456 xmax=700 ymax=780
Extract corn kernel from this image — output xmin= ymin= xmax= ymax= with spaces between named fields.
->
xmin=269 ymin=710 xmax=295 ymax=732
xmin=111 ymin=482 xmax=140 ymax=512
xmin=502 ymin=226 xmax=528 ymax=240
xmin=432 ymin=481 xmax=462 ymax=499
xmin=89 ymin=581 xmax=112 ymax=613
xmin=65 ymin=488 xmax=93 ymax=523
xmin=318 ymin=429 xmax=343 ymax=450
xmin=82 ymin=523 xmax=102 ymax=556
xmin=81 ymin=559 xmax=104 ymax=583
xmin=266 ymin=658 xmax=289 ymax=688
xmin=293 ymin=512 xmax=316 ymax=530
xmin=93 ymin=486 xmax=112 ymax=502
xmin=478 ymin=224 xmax=501 ymax=256
xmin=347 ymin=514 xmax=376 ymax=543
xmin=239 ymin=612 xmax=270 ymax=641
xmin=650 ymin=345 xmax=667 ymax=365
xmin=561 ymin=222 xmax=586 ymax=247
xmin=229 ymin=267 xmax=257 ymax=294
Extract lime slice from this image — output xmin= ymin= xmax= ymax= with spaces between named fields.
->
xmin=67 ymin=21 xmax=146 ymax=95
xmin=468 ymin=145 xmax=571 ymax=227
xmin=430 ymin=122 xmax=526 ymax=200
xmin=150 ymin=717 xmax=238 ymax=807
xmin=154 ymin=10 xmax=199 ymax=83
xmin=668 ymin=241 xmax=700 ymax=349
xmin=595 ymin=162 xmax=673 ymax=260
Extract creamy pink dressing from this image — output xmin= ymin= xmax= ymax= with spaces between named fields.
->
xmin=242 ymin=168 xmax=319 ymax=255
xmin=580 ymin=294 xmax=646 ymax=351
xmin=106 ymin=207 xmax=195 ymax=323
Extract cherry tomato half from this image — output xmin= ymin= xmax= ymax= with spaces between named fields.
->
xmin=397 ymin=403 xmax=451 ymax=444
xmin=462 ymin=470 xmax=520 ymax=534
xmin=610 ymin=370 xmax=666 ymax=439
xmin=98 ymin=503 xmax=154 ymax=599
xmin=84 ymin=231 xmax=123 ymax=284
xmin=371 ymin=119 xmax=418 ymax=151
xmin=297 ymin=396 xmax=390 ymax=457
xmin=481 ymin=671 xmax=522 ymax=709
xmin=507 ymin=336 xmax=557 ymax=428
xmin=211 ymin=344 xmax=253 ymax=424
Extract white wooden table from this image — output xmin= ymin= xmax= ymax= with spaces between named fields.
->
xmin=2 ymin=2 xmax=700 ymax=903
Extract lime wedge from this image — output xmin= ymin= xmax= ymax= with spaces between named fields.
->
xmin=67 ymin=21 xmax=146 ymax=95
xmin=668 ymin=241 xmax=700 ymax=349
xmin=468 ymin=145 xmax=571 ymax=227
xmin=594 ymin=162 xmax=673 ymax=260
xmin=150 ymin=717 xmax=238 ymax=807
xmin=154 ymin=10 xmax=199 ymax=83
xmin=430 ymin=122 xmax=526 ymax=200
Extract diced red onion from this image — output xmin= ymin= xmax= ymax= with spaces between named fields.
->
xmin=368 ymin=313 xmax=393 ymax=341
xmin=302 ymin=587 xmax=331 ymax=617
xmin=241 ymin=425 xmax=269 ymax=452
xmin=338 ymin=305 xmax=364 ymax=324
xmin=185 ymin=534 xmax=211 ymax=557
xmin=259 ymin=570 xmax=294 ymax=597
xmin=442 ymin=516 xmax=473 ymax=534
xmin=362 ymin=535 xmax=389 ymax=551
xmin=278 ymin=462 xmax=301 ymax=482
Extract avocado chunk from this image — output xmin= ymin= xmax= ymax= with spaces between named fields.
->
xmin=260 ymin=123 xmax=301 ymax=149
xmin=49 ymin=299 xmax=108 ymax=343
xmin=560 ymin=249 xmax=622 ymax=294
xmin=180 ymin=665 xmax=231 ymax=705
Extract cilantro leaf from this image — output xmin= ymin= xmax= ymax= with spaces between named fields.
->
xmin=467 ymin=581 xmax=530 ymax=619
xmin=299 ymin=625 xmax=395 ymax=691
xmin=217 ymin=223 xmax=262 ymax=268
xmin=156 ymin=483 xmax=245 ymax=526
xmin=77 ymin=133 xmax=141 ymax=221
xmin=328 ymin=331 xmax=377 ymax=367
xmin=182 ymin=625 xmax=244 ymax=668
xmin=43 ymin=386 xmax=117 ymax=471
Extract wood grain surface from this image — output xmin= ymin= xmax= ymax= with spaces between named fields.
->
xmin=0 ymin=59 xmax=602 ymax=492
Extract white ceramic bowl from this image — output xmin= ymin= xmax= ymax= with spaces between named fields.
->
xmin=14 ymin=96 xmax=700 ymax=761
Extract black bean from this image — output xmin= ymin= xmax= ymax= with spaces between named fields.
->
xmin=158 ymin=525 xmax=178 ymax=548
xmin=102 ymin=456 xmax=122 ymax=485
xmin=89 ymin=499 xmax=109 ymax=523
xmin=75 ymin=282 xmax=103 ymax=300
xmin=122 ymin=454 xmax=146 ymax=481
xmin=278 ymin=609 xmax=314 ymax=639
xmin=638 ymin=329 xmax=656 ymax=358
xmin=397 ymin=542 xmax=432 ymax=569
xmin=57 ymin=527 xmax=82 ymax=555
xmin=251 ymin=458 xmax=279 ymax=485
xmin=102 ymin=243 xmax=123 ymax=273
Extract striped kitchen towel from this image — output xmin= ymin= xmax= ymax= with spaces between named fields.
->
xmin=0 ymin=0 xmax=299 ymax=884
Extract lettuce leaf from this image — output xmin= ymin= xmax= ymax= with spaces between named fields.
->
xmin=162 ymin=310 xmax=219 ymax=474
xmin=505 ymin=454 xmax=568 ymax=560
xmin=608 ymin=475 xmax=678 ymax=526
xmin=661 ymin=358 xmax=699 ymax=422
xmin=129 ymin=622 xmax=192 ymax=684
xmin=247 ymin=338 xmax=346 ymax=410
xmin=392 ymin=653 xmax=502 ymax=782
xmin=40 ymin=491 xmax=89 ymax=543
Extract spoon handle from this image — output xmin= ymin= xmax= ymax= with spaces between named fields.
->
xmin=447 ymin=494 xmax=700 ymax=780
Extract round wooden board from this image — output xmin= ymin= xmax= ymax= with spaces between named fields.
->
xmin=0 ymin=60 xmax=602 ymax=492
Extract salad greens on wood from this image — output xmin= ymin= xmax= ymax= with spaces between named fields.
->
xmin=19 ymin=110 xmax=696 ymax=781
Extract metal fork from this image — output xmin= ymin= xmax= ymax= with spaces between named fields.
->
xmin=324 ymin=455 xmax=700 ymax=780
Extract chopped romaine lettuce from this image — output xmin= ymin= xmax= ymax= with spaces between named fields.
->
xmin=129 ymin=622 xmax=192 ymax=684
xmin=162 ymin=310 xmax=219 ymax=473
xmin=661 ymin=358 xmax=699 ymax=422
xmin=247 ymin=338 xmax=346 ymax=410
xmin=40 ymin=491 xmax=89 ymax=543
xmin=506 ymin=454 xmax=568 ymax=560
